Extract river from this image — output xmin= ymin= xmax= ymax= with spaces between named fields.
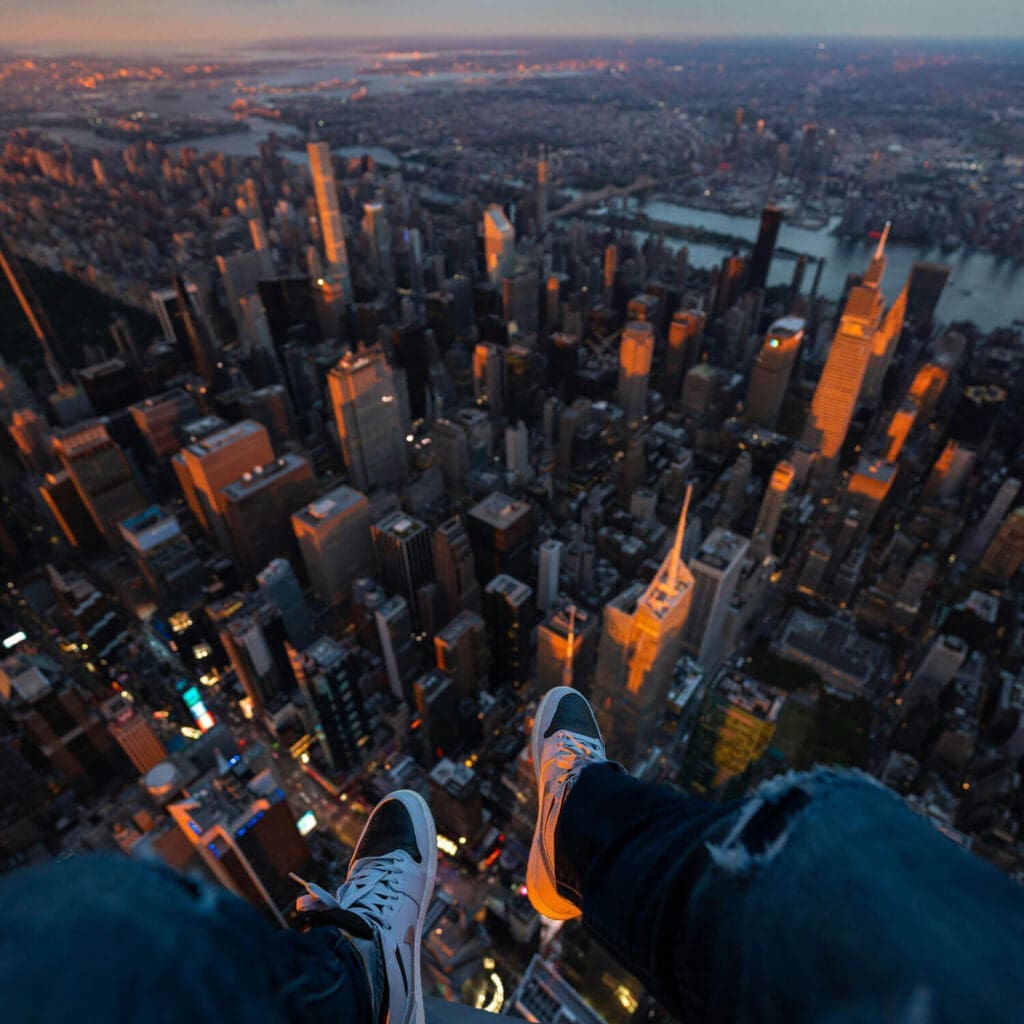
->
xmin=633 ymin=199 xmax=1024 ymax=332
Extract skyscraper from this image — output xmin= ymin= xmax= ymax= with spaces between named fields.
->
xmin=591 ymin=493 xmax=695 ymax=761
xmin=747 ymin=205 xmax=783 ymax=290
xmin=432 ymin=516 xmax=481 ymax=617
xmin=52 ymin=420 xmax=147 ymax=546
xmin=362 ymin=200 xmax=393 ymax=293
xmin=119 ymin=506 xmax=204 ymax=611
xmin=905 ymin=261 xmax=951 ymax=323
xmin=473 ymin=342 xmax=504 ymax=419
xmin=751 ymin=461 xmax=795 ymax=558
xmin=307 ymin=141 xmax=352 ymax=306
xmin=413 ymin=669 xmax=459 ymax=766
xmin=801 ymin=226 xmax=890 ymax=463
xmin=130 ymin=389 xmax=198 ymax=459
xmin=375 ymin=595 xmax=418 ymax=700
xmin=861 ymin=283 xmax=908 ymax=407
xmin=483 ymin=204 xmax=515 ymax=286
xmin=467 ymin=492 xmax=534 ymax=584
xmin=961 ymin=477 xmax=1021 ymax=563
xmin=172 ymin=419 xmax=274 ymax=545
xmin=434 ymin=609 xmax=489 ymax=699
xmin=617 ymin=321 xmax=655 ymax=425
xmin=536 ymin=602 xmax=598 ymax=696
xmin=102 ymin=696 xmax=167 ymax=775
xmin=664 ymin=309 xmax=705 ymax=403
xmin=292 ymin=485 xmax=373 ymax=605
xmin=289 ymin=636 xmax=370 ymax=772
xmin=505 ymin=420 xmax=531 ymax=481
xmin=257 ymin=558 xmax=315 ymax=651
xmin=371 ymin=511 xmax=434 ymax=623
xmin=482 ymin=574 xmax=534 ymax=689
xmin=536 ymin=538 xmax=562 ymax=613
xmin=682 ymin=528 xmax=750 ymax=668
xmin=746 ymin=317 xmax=804 ymax=430
xmin=328 ymin=347 xmax=408 ymax=493
xmin=980 ymin=508 xmax=1024 ymax=580
xmin=220 ymin=455 xmax=316 ymax=578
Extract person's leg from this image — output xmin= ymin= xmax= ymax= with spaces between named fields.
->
xmin=0 ymin=853 xmax=375 ymax=1024
xmin=529 ymin=687 xmax=1024 ymax=1024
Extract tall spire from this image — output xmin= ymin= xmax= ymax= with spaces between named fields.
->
xmin=874 ymin=220 xmax=892 ymax=262
xmin=561 ymin=604 xmax=576 ymax=689
xmin=667 ymin=484 xmax=692 ymax=591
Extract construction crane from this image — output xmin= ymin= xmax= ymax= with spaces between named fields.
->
xmin=0 ymin=230 xmax=67 ymax=387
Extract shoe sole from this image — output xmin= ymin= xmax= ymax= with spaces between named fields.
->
xmin=526 ymin=687 xmax=586 ymax=920
xmin=392 ymin=790 xmax=437 ymax=1024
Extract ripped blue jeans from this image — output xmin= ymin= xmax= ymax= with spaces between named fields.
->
xmin=0 ymin=853 xmax=373 ymax=1024
xmin=556 ymin=764 xmax=1024 ymax=1024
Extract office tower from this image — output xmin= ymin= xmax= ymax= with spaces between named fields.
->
xmin=504 ymin=271 xmax=539 ymax=334
xmin=173 ymin=419 xmax=274 ymax=544
xmin=307 ymin=142 xmax=352 ymax=306
xmin=119 ymin=506 xmax=204 ymax=610
xmin=747 ymin=205 xmax=783 ymax=290
xmin=257 ymin=558 xmax=315 ymax=651
xmin=720 ymin=450 xmax=752 ymax=526
xmin=473 ymin=342 xmax=504 ymax=419
xmin=906 ymin=261 xmax=951 ymax=322
xmin=51 ymin=420 xmax=147 ymax=546
xmin=924 ymin=440 xmax=975 ymax=499
xmin=209 ymin=593 xmax=296 ymax=720
xmin=847 ymin=458 xmax=897 ymax=534
xmin=292 ymin=485 xmax=373 ymax=605
xmin=512 ymin=956 xmax=609 ymax=1024
xmin=592 ymin=495 xmax=695 ymax=761
xmin=751 ymin=461 xmax=795 ymax=559
xmin=536 ymin=602 xmax=598 ymax=695
xmin=537 ymin=538 xmax=562 ymax=613
xmin=413 ymin=669 xmax=459 ymax=765
xmin=328 ymin=347 xmax=408 ymax=493
xmin=681 ymin=364 xmax=718 ymax=417
xmin=981 ymin=508 xmax=1024 ymax=580
xmin=431 ymin=418 xmax=470 ymax=495
xmin=103 ymin=696 xmax=167 ymax=775
xmin=961 ymin=478 xmax=1021 ymax=563
xmin=434 ymin=609 xmax=489 ymax=699
xmin=684 ymin=670 xmax=784 ymax=797
xmin=883 ymin=398 xmax=919 ymax=463
xmin=38 ymin=470 xmax=103 ymax=550
xmin=173 ymin=276 xmax=220 ymax=383
xmin=483 ymin=204 xmax=515 ymax=286
xmin=362 ymin=200 xmax=393 ymax=292
xmin=467 ymin=492 xmax=534 ymax=584
xmin=664 ymin=310 xmax=705 ymax=403
xmin=8 ymin=408 xmax=54 ymax=474
xmin=912 ymin=635 xmax=968 ymax=690
xmin=429 ymin=758 xmax=483 ymax=841
xmin=221 ymin=455 xmax=315 ymax=578
xmin=505 ymin=420 xmax=530 ymax=480
xmin=169 ymin=754 xmax=310 ymax=926
xmin=78 ymin=356 xmax=141 ymax=415
xmin=536 ymin=146 xmax=548 ymax=235
xmin=682 ymin=528 xmax=749 ymax=667
xmin=617 ymin=321 xmax=655 ymax=425
xmin=801 ymin=227 xmax=890 ymax=463
xmin=130 ymin=389 xmax=198 ymax=459
xmin=240 ymin=385 xmax=297 ymax=450
xmin=290 ymin=636 xmax=370 ymax=772
xmin=746 ymin=317 xmax=804 ymax=429
xmin=0 ymin=656 xmax=123 ymax=789
xmin=375 ymin=594 xmax=418 ymax=700
xmin=549 ymin=330 xmax=580 ymax=402
xmin=861 ymin=283 xmax=908 ymax=407
xmin=371 ymin=511 xmax=434 ymax=619
xmin=217 ymin=249 xmax=273 ymax=345
xmin=908 ymin=361 xmax=950 ymax=420
xmin=714 ymin=254 xmax=746 ymax=318
xmin=432 ymin=516 xmax=481 ymax=617
xmin=482 ymin=574 xmax=534 ymax=688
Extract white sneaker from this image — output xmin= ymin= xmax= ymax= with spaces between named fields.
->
xmin=526 ymin=686 xmax=606 ymax=920
xmin=292 ymin=790 xmax=437 ymax=1024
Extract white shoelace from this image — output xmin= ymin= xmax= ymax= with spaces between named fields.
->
xmin=291 ymin=853 xmax=406 ymax=930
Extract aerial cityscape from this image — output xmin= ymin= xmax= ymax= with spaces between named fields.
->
xmin=2 ymin=23 xmax=1024 ymax=1022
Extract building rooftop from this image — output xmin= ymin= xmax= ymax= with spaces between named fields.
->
xmin=293 ymin=485 xmax=367 ymax=528
xmin=221 ymin=455 xmax=308 ymax=501
xmin=695 ymin=528 xmax=748 ymax=572
xmin=484 ymin=574 xmax=532 ymax=606
xmin=375 ymin=511 xmax=427 ymax=539
xmin=186 ymin=419 xmax=265 ymax=458
xmin=469 ymin=492 xmax=531 ymax=530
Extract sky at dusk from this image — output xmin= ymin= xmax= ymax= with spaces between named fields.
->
xmin=3 ymin=0 xmax=1023 ymax=55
